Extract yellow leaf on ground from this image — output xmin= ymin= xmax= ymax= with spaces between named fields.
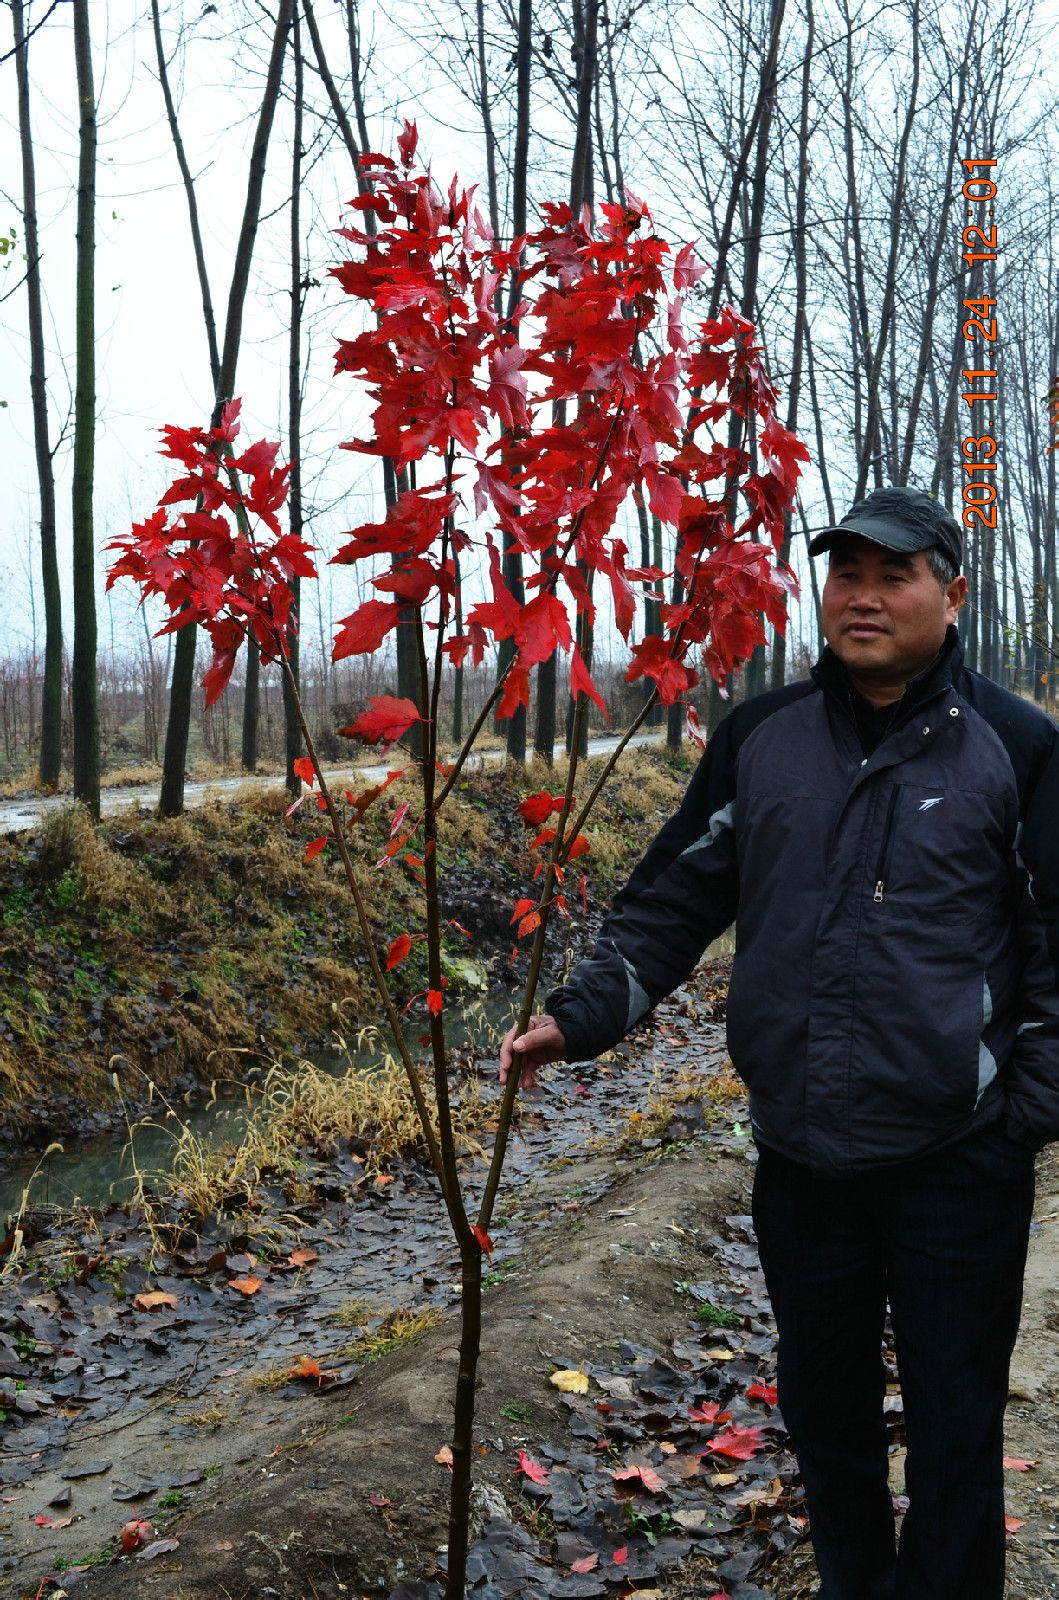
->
xmin=550 ymin=1367 xmax=589 ymax=1395
xmin=132 ymin=1291 xmax=178 ymax=1313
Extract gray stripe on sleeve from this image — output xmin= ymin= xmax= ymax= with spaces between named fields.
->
xmin=623 ymin=957 xmax=651 ymax=1030
xmin=679 ymin=801 xmax=734 ymax=858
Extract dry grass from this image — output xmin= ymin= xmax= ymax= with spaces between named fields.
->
xmin=337 ymin=1305 xmax=443 ymax=1362
xmin=120 ymin=1050 xmax=491 ymax=1239
xmin=34 ymin=802 xmax=166 ymax=917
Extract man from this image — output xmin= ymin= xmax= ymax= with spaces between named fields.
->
xmin=500 ymin=486 xmax=1059 ymax=1599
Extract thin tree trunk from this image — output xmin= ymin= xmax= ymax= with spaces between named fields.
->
xmin=71 ymin=0 xmax=99 ymax=820
xmin=283 ymin=2 xmax=305 ymax=796
xmin=491 ymin=0 xmax=531 ymax=763
xmin=12 ymin=0 xmax=62 ymax=788
xmin=770 ymin=0 xmax=812 ymax=690
xmin=160 ymin=0 xmax=293 ymax=816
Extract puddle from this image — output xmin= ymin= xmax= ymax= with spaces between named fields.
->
xmin=0 ymin=994 xmax=517 ymax=1217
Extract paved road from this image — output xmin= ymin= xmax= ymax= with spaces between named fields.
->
xmin=0 ymin=730 xmax=668 ymax=835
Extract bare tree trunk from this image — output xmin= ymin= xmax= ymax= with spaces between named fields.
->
xmin=71 ymin=0 xmax=99 ymax=819
xmin=12 ymin=0 xmax=62 ymax=788
xmin=565 ymin=0 xmax=599 ymax=759
xmin=769 ymin=0 xmax=812 ymax=690
xmin=160 ymin=0 xmax=293 ymax=816
xmin=283 ymin=1 xmax=305 ymax=795
xmin=496 ymin=0 xmax=531 ymax=765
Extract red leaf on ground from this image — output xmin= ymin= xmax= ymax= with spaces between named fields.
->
xmin=303 ymin=836 xmax=329 ymax=863
xmin=708 ymin=1425 xmax=765 ymax=1461
xmin=1005 ymin=1514 xmax=1023 ymax=1535
xmin=386 ymin=933 xmax=412 ymax=970
xmin=1003 ymin=1457 xmax=1039 ymax=1471
xmin=612 ymin=1547 xmax=628 ymax=1566
xmin=516 ymin=1451 xmax=549 ymax=1485
xmin=688 ymin=1402 xmax=728 ymax=1425
xmin=570 ymin=1554 xmax=599 ymax=1573
xmin=746 ymin=1382 xmax=778 ymax=1407
xmin=120 ymin=1519 xmax=155 ymax=1553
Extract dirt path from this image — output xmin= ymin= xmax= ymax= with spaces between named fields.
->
xmin=0 ymin=734 xmax=665 ymax=837
xmin=4 ymin=976 xmax=1057 ymax=1598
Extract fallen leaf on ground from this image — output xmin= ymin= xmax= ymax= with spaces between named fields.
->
xmin=369 ymin=1493 xmax=395 ymax=1508
xmin=612 ymin=1463 xmax=666 ymax=1492
xmin=746 ymin=1381 xmax=778 ymax=1406
xmin=516 ymin=1451 xmax=550 ymax=1484
xmin=435 ymin=1446 xmax=453 ymax=1468
xmin=120 ymin=1518 xmax=155 ymax=1552
xmin=139 ymin=1538 xmax=180 ymax=1559
xmin=612 ymin=1547 xmax=628 ymax=1566
xmin=707 ymin=1425 xmax=765 ymax=1461
xmin=688 ymin=1402 xmax=728 ymax=1425
xmin=1005 ymin=1514 xmax=1023 ymax=1535
xmin=550 ymin=1367 xmax=589 ymax=1395
xmin=132 ymin=1291 xmax=178 ymax=1313
xmin=228 ymin=1276 xmax=263 ymax=1296
xmin=570 ymin=1553 xmax=599 ymax=1573
xmin=289 ymin=1248 xmax=318 ymax=1267
xmin=1003 ymin=1457 xmax=1039 ymax=1471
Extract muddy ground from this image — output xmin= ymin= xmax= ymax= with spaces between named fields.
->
xmin=3 ymin=968 xmax=1058 ymax=1599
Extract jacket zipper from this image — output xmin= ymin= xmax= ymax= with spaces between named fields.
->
xmin=873 ymin=785 xmax=904 ymax=902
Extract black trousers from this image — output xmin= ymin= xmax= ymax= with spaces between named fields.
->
xmin=752 ymin=1122 xmax=1035 ymax=1600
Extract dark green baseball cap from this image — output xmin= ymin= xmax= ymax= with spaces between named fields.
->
xmin=808 ymin=486 xmax=962 ymax=570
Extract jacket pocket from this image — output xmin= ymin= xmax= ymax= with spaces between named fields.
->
xmin=872 ymin=784 xmax=905 ymax=903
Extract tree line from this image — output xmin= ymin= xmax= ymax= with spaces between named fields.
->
xmin=4 ymin=0 xmax=1058 ymax=813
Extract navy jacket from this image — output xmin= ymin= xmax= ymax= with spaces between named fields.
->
xmin=546 ymin=629 xmax=1059 ymax=1175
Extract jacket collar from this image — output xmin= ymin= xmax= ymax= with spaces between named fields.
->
xmin=811 ymin=623 xmax=963 ymax=715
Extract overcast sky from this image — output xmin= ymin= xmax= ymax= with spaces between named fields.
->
xmin=3 ymin=0 xmax=1055 ymax=674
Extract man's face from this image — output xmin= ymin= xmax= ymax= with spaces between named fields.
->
xmin=821 ymin=536 xmax=966 ymax=688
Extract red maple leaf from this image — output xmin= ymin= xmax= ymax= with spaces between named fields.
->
xmin=343 ymin=696 xmax=421 ymax=745
xmin=386 ymin=933 xmax=412 ymax=970
xmin=516 ymin=1451 xmax=549 ymax=1485
xmin=707 ymin=1426 xmax=765 ymax=1461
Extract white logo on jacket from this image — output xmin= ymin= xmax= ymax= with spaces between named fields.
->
xmin=918 ymin=796 xmax=943 ymax=811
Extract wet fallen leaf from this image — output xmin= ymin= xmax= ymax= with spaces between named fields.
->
xmin=612 ymin=1547 xmax=628 ymax=1566
xmin=228 ymin=1276 xmax=263 ymax=1296
xmin=132 ymin=1291 xmax=178 ymax=1313
xmin=120 ymin=1518 xmax=155 ymax=1552
xmin=612 ymin=1463 xmax=666 ymax=1493
xmin=707 ymin=1425 xmax=765 ymax=1461
xmin=570 ymin=1553 xmax=599 ymax=1573
xmin=746 ymin=1381 xmax=778 ymax=1407
xmin=709 ymin=1470 xmax=739 ymax=1487
xmin=435 ymin=1445 xmax=453 ymax=1469
xmin=1005 ymin=1514 xmax=1023 ymax=1535
xmin=289 ymin=1248 xmax=319 ymax=1267
xmin=551 ymin=1367 xmax=589 ymax=1395
xmin=369 ymin=1493 xmax=394 ymax=1508
xmin=1003 ymin=1457 xmax=1039 ymax=1471
xmin=516 ymin=1450 xmax=550 ymax=1485
xmin=34 ymin=1515 xmax=74 ymax=1529
xmin=688 ymin=1402 xmax=728 ymax=1425
xmin=139 ymin=1538 xmax=180 ymax=1559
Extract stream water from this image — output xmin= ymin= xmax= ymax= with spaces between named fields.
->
xmin=0 ymin=992 xmax=518 ymax=1219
